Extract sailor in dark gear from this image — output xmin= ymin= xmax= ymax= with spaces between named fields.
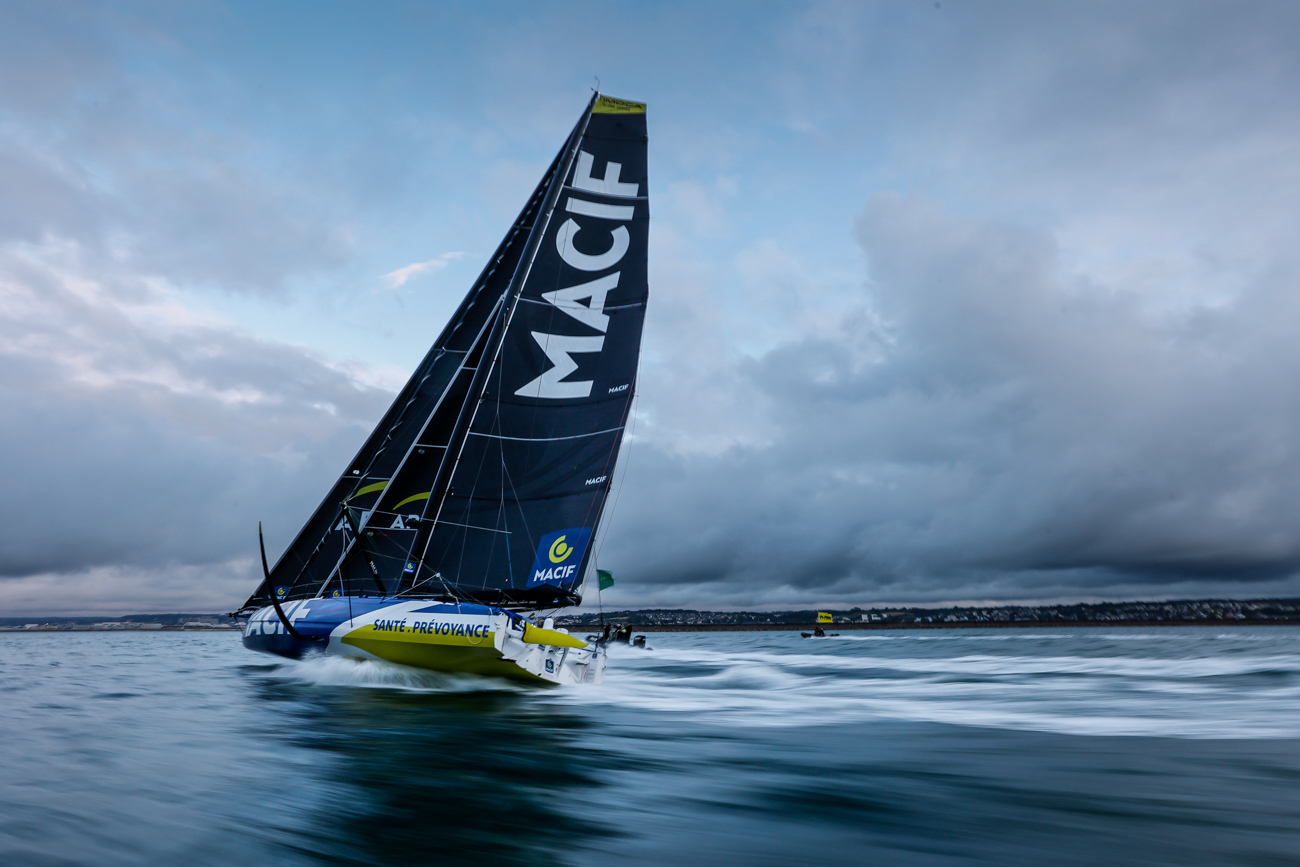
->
xmin=813 ymin=625 xmax=825 ymax=637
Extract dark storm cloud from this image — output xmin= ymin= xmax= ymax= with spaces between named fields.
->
xmin=600 ymin=193 xmax=1300 ymax=606
xmin=580 ymin=1 xmax=1300 ymax=607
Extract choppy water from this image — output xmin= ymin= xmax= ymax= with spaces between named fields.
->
xmin=3 ymin=628 xmax=1300 ymax=866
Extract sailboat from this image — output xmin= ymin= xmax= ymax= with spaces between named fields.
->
xmin=236 ymin=93 xmax=648 ymax=685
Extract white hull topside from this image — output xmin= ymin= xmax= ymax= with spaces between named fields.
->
xmin=243 ymin=599 xmax=606 ymax=686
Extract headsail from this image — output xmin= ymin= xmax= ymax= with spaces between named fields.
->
xmin=242 ymin=94 xmax=648 ymax=613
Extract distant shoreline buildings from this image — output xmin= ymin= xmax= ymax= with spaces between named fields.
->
xmin=557 ymin=598 xmax=1300 ymax=630
xmin=0 ymin=615 xmax=236 ymax=632
xmin=3 ymin=599 xmax=1298 ymax=632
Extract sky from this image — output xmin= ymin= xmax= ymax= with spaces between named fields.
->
xmin=3 ymin=0 xmax=1300 ymax=615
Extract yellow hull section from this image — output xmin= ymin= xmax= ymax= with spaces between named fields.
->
xmin=341 ymin=629 xmax=547 ymax=683
xmin=324 ymin=603 xmax=605 ymax=685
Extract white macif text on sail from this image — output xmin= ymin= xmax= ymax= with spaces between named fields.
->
xmin=515 ymin=150 xmax=639 ymax=400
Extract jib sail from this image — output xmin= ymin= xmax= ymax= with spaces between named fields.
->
xmin=243 ymin=94 xmax=648 ymax=612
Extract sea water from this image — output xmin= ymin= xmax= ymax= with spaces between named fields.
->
xmin=2 ymin=628 xmax=1299 ymax=866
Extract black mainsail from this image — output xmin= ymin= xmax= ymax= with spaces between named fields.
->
xmin=242 ymin=94 xmax=648 ymax=613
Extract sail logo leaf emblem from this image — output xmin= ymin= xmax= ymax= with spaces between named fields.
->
xmin=528 ymin=528 xmax=592 ymax=587
xmin=549 ymin=536 xmax=574 ymax=563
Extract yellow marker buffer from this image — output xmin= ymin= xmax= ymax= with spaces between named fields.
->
xmin=522 ymin=623 xmax=590 ymax=648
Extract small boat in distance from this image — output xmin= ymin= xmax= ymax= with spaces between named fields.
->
xmin=800 ymin=628 xmax=839 ymax=639
xmin=235 ymin=94 xmax=649 ymax=684
xmin=802 ymin=613 xmax=837 ymax=638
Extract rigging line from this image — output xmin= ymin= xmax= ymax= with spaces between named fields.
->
xmin=497 ymin=451 xmax=539 ymax=579
xmin=369 ymin=162 xmax=553 ymax=595
xmin=493 ymin=224 xmax=568 ymax=574
xmin=342 ymin=503 xmax=389 ymax=596
xmin=467 ymin=322 xmax=509 ymax=594
xmin=448 ymin=414 xmax=503 ymax=593
xmin=500 ymin=455 xmax=517 ymax=588
xmin=391 ymin=290 xmax=510 ymax=577
xmin=463 ymin=94 xmax=595 ymax=435
xmin=259 ymin=151 xmax=552 ymax=596
xmin=400 ymin=547 xmax=479 ymax=602
xmin=268 ymin=491 xmax=360 ymax=603
xmin=472 ymin=112 xmax=594 ymax=503
xmin=404 ymin=562 xmax=486 ymax=607
xmin=491 ymin=371 xmax=513 ymax=590
xmin=260 ymin=362 xmax=432 ymax=604
xmin=413 ymin=288 xmax=513 ymax=563
xmin=442 ymin=353 xmax=508 ymax=594
xmin=595 ymin=390 xmax=641 ymax=564
xmin=386 ymin=294 xmax=505 ymax=486
xmin=418 ymin=96 xmax=595 ymax=568
xmin=314 ymin=527 xmax=352 ymax=599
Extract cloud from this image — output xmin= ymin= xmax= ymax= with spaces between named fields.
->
xmin=595 ymin=192 xmax=1300 ymax=607
xmin=382 ymin=252 xmax=464 ymax=289
xmin=0 ymin=242 xmax=391 ymax=613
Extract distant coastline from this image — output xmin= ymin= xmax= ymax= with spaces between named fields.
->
xmin=5 ymin=598 xmax=1299 ymax=633
xmin=0 ymin=614 xmax=236 ymax=633
xmin=559 ymin=598 xmax=1300 ymax=631
xmin=624 ymin=619 xmax=1300 ymax=633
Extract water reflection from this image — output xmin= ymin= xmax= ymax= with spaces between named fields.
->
xmin=246 ymin=675 xmax=617 ymax=866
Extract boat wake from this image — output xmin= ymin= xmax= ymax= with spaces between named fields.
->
xmin=246 ymin=630 xmax=1300 ymax=739
xmin=546 ymin=631 xmax=1300 ymax=739
xmin=268 ymin=653 xmax=526 ymax=694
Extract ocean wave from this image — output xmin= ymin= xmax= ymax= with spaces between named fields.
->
xmin=549 ymin=632 xmax=1300 ymax=738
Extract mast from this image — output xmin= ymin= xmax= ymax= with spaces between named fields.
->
xmin=243 ymin=93 xmax=648 ymax=613
xmin=239 ymin=119 xmax=574 ymax=611
xmin=404 ymin=93 xmax=649 ymax=608
xmin=410 ymin=96 xmax=598 ymax=590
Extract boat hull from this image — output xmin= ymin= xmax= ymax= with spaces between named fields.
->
xmin=243 ymin=598 xmax=604 ymax=685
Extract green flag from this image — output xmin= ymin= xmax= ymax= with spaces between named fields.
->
xmin=597 ymin=569 xmax=614 ymax=591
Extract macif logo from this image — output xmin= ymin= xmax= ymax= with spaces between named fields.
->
xmin=527 ymin=528 xmax=592 ymax=587
xmin=549 ymin=535 xmax=575 ymax=563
